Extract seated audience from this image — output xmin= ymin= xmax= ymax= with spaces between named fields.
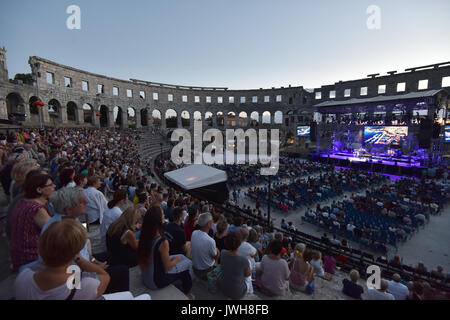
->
xmin=138 ymin=205 xmax=193 ymax=298
xmin=323 ymin=250 xmax=337 ymax=275
xmin=9 ymin=173 xmax=54 ymax=271
xmin=387 ymin=274 xmax=409 ymax=300
xmin=184 ymin=207 xmax=199 ymax=242
xmin=165 ymin=207 xmax=190 ymax=256
xmin=14 ymin=219 xmax=110 ymax=300
xmin=363 ymin=279 xmax=395 ymax=300
xmin=83 ymin=176 xmax=108 ymax=224
xmin=342 ymin=269 xmax=364 ymax=299
xmin=289 ymin=243 xmax=314 ymax=294
xmin=214 ymin=219 xmax=229 ymax=252
xmin=100 ymin=189 xmax=128 ymax=248
xmin=259 ymin=239 xmax=290 ymax=296
xmin=43 ymin=187 xmax=129 ymax=294
xmin=191 ymin=213 xmax=220 ymax=280
xmin=219 ymin=231 xmax=251 ymax=299
xmin=106 ymin=207 xmax=140 ymax=267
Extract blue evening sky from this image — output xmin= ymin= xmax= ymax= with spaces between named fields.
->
xmin=1 ymin=0 xmax=449 ymax=90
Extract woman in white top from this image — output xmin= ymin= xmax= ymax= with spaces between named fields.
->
xmin=100 ymin=189 xmax=128 ymax=249
xmin=59 ymin=168 xmax=76 ymax=188
xmin=14 ymin=219 xmax=110 ymax=300
xmin=309 ymin=250 xmax=325 ymax=277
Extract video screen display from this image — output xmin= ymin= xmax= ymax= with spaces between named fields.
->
xmin=297 ymin=126 xmax=310 ymax=137
xmin=364 ymin=126 xmax=408 ymax=146
xmin=445 ymin=126 xmax=450 ymax=142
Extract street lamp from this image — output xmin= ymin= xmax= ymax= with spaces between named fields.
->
xmin=267 ymin=174 xmax=272 ymax=232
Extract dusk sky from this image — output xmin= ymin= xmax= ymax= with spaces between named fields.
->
xmin=1 ymin=0 xmax=449 ymax=90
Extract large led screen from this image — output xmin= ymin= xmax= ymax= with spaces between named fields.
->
xmin=297 ymin=126 xmax=310 ymax=137
xmin=445 ymin=126 xmax=450 ymax=142
xmin=364 ymin=126 xmax=408 ymax=146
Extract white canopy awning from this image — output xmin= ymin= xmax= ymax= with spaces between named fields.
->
xmin=164 ymin=164 xmax=227 ymax=190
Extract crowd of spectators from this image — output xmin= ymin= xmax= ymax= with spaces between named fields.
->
xmin=1 ymin=127 xmax=449 ymax=300
xmin=303 ymin=177 xmax=449 ymax=252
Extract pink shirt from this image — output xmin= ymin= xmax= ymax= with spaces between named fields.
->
xmin=324 ymin=255 xmax=336 ymax=274
xmin=10 ymin=199 xmax=49 ymax=271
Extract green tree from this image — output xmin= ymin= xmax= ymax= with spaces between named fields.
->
xmin=14 ymin=73 xmax=33 ymax=84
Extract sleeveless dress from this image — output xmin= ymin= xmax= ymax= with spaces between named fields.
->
xmin=142 ymin=236 xmax=192 ymax=294
xmin=10 ymin=199 xmax=49 ymax=271
xmin=106 ymin=227 xmax=138 ymax=267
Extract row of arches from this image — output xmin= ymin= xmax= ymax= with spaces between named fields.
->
xmin=3 ymin=92 xmax=285 ymax=128
xmin=151 ymin=109 xmax=284 ymax=128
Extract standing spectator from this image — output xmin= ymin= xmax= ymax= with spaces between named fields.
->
xmin=342 ymin=269 xmax=364 ymax=299
xmin=191 ymin=213 xmax=220 ymax=280
xmin=259 ymin=239 xmax=290 ymax=296
xmin=387 ymin=274 xmax=409 ymax=300
xmin=83 ymin=175 xmax=108 ymax=224
xmin=219 ymin=231 xmax=251 ymax=300
xmin=9 ymin=173 xmax=54 ymax=271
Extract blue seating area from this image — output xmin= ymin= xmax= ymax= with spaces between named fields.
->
xmin=302 ymin=179 xmax=450 ymax=253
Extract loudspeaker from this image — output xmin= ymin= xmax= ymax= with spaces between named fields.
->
xmin=432 ymin=123 xmax=441 ymax=139
xmin=310 ymin=121 xmax=317 ymax=142
xmin=418 ymin=118 xmax=432 ymax=149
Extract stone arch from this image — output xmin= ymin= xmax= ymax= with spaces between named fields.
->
xmin=193 ymin=111 xmax=202 ymax=122
xmin=152 ymin=109 xmax=162 ymax=126
xmin=181 ymin=110 xmax=190 ymax=127
xmin=262 ymin=111 xmax=271 ymax=124
xmin=238 ymin=111 xmax=248 ymax=127
xmin=227 ymin=111 xmax=236 ymax=127
xmin=127 ymin=107 xmax=136 ymax=127
xmin=250 ymin=111 xmax=259 ymax=126
xmin=82 ymin=103 xmax=93 ymax=124
xmin=140 ymin=108 xmax=148 ymax=126
xmin=274 ymin=110 xmax=283 ymax=124
xmin=48 ymin=99 xmax=61 ymax=122
xmin=205 ymin=111 xmax=213 ymax=127
xmin=114 ymin=106 xmax=124 ymax=127
xmin=100 ymin=105 xmax=109 ymax=127
xmin=165 ymin=109 xmax=177 ymax=128
xmin=29 ymin=96 xmax=40 ymax=115
xmin=67 ymin=101 xmax=77 ymax=122
xmin=6 ymin=92 xmax=26 ymax=118
xmin=217 ymin=111 xmax=224 ymax=126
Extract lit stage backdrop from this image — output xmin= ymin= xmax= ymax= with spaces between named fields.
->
xmin=297 ymin=126 xmax=310 ymax=137
xmin=364 ymin=126 xmax=408 ymax=146
xmin=445 ymin=126 xmax=450 ymax=142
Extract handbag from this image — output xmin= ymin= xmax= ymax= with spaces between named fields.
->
xmin=207 ymin=265 xmax=223 ymax=294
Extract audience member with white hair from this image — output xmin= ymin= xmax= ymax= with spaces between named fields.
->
xmin=363 ymin=279 xmax=395 ymax=300
xmin=342 ymin=269 xmax=364 ymax=299
xmin=387 ymin=273 xmax=409 ymax=300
